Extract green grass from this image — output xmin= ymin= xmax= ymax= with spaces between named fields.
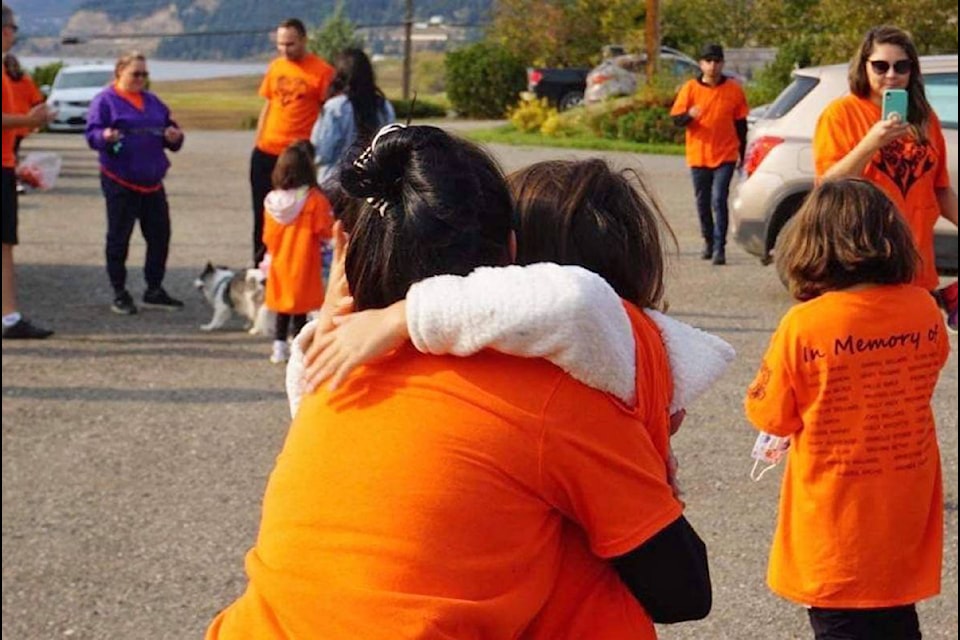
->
xmin=465 ymin=125 xmax=686 ymax=155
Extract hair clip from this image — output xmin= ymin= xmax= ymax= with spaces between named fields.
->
xmin=366 ymin=197 xmax=391 ymax=218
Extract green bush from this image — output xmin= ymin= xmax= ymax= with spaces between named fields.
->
xmin=391 ymin=96 xmax=447 ymax=120
xmin=30 ymin=61 xmax=64 ymax=93
xmin=445 ymin=43 xmax=526 ymax=119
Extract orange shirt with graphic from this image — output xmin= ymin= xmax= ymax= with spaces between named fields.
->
xmin=262 ymin=187 xmax=333 ymax=314
xmin=256 ymin=54 xmax=334 ymax=156
xmin=745 ymin=285 xmax=949 ymax=608
xmin=813 ymin=95 xmax=950 ymax=291
xmin=670 ymin=77 xmax=749 ymax=168
xmin=2 ymin=69 xmax=17 ymax=168
xmin=8 ymin=73 xmax=44 ymax=139
xmin=522 ymin=303 xmax=673 ymax=640
xmin=207 ymin=347 xmax=683 ymax=640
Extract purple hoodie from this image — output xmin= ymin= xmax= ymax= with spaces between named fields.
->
xmin=85 ymin=85 xmax=183 ymax=187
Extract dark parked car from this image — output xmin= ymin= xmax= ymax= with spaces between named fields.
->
xmin=526 ymin=66 xmax=589 ymax=111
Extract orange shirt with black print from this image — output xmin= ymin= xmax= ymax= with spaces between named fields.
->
xmin=745 ymin=284 xmax=949 ymax=608
xmin=670 ymin=77 xmax=749 ymax=168
xmin=2 ymin=68 xmax=17 ymax=168
xmin=814 ymin=95 xmax=950 ymax=291
xmin=256 ymin=54 xmax=334 ymax=156
xmin=262 ymin=187 xmax=334 ymax=314
xmin=8 ymin=72 xmax=44 ymax=139
xmin=522 ymin=302 xmax=674 ymax=640
xmin=207 ymin=346 xmax=683 ymax=640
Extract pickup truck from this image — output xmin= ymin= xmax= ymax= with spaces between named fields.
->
xmin=526 ymin=67 xmax=589 ymax=111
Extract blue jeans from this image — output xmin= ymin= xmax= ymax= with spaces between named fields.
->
xmin=690 ymin=162 xmax=736 ymax=249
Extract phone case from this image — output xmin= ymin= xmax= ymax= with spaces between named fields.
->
xmin=882 ymin=89 xmax=909 ymax=121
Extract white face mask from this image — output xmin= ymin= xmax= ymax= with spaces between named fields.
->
xmin=750 ymin=432 xmax=790 ymax=481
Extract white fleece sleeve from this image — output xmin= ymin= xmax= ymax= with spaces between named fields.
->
xmin=285 ymin=319 xmax=318 ymax=418
xmin=406 ymin=263 xmax=637 ymax=404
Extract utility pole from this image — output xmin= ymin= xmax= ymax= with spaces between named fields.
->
xmin=645 ymin=0 xmax=660 ymax=85
xmin=402 ymin=0 xmax=413 ymax=100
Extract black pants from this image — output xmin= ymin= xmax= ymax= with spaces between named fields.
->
xmin=275 ymin=313 xmax=307 ymax=342
xmin=250 ymin=148 xmax=278 ymax=267
xmin=101 ymin=175 xmax=170 ymax=294
xmin=808 ymin=605 xmax=921 ymax=640
xmin=1 ymin=168 xmax=18 ymax=245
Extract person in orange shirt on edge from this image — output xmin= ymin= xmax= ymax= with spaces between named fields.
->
xmin=813 ymin=25 xmax=959 ymax=332
xmin=2 ymin=3 xmax=55 ymax=340
xmin=745 ymin=178 xmax=950 ymax=640
xmin=206 ymin=125 xmax=711 ymax=639
xmin=670 ymin=43 xmax=749 ymax=266
xmin=250 ymin=18 xmax=334 ymax=268
xmin=261 ymin=140 xmax=333 ymax=364
xmin=2 ymin=53 xmax=44 ymax=159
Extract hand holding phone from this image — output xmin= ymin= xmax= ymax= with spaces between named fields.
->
xmin=881 ymin=88 xmax=908 ymax=122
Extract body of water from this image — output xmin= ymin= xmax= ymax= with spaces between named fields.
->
xmin=20 ymin=57 xmax=268 ymax=81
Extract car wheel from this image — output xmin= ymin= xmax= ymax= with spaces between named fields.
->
xmin=558 ymin=91 xmax=584 ymax=111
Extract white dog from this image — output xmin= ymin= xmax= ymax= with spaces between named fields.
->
xmin=194 ymin=263 xmax=273 ymax=335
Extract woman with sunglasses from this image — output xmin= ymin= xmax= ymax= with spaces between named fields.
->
xmin=813 ymin=25 xmax=958 ymax=331
xmin=85 ymin=51 xmax=185 ymax=316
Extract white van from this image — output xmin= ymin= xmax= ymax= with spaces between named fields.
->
xmin=45 ymin=64 xmax=114 ymax=132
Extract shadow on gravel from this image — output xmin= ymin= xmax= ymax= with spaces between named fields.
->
xmin=2 ymin=385 xmax=286 ymax=403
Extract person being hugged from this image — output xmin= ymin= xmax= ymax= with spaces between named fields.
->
xmin=262 ymin=140 xmax=333 ymax=363
xmin=745 ymin=178 xmax=950 ymax=640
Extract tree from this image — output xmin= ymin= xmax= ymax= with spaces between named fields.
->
xmin=308 ymin=2 xmax=362 ymax=62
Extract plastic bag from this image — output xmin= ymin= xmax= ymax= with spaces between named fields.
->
xmin=15 ymin=152 xmax=62 ymax=191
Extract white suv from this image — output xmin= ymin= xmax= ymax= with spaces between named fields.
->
xmin=45 ymin=64 xmax=114 ymax=132
xmin=731 ymin=55 xmax=958 ymax=271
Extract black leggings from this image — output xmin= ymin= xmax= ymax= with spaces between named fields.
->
xmin=249 ymin=148 xmax=278 ymax=267
xmin=808 ymin=605 xmax=920 ymax=640
xmin=275 ymin=313 xmax=307 ymax=342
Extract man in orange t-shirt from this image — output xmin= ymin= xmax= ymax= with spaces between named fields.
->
xmin=670 ymin=43 xmax=749 ymax=266
xmin=2 ymin=3 xmax=55 ymax=340
xmin=249 ymin=18 xmax=334 ymax=266
xmin=3 ymin=53 xmax=43 ymax=155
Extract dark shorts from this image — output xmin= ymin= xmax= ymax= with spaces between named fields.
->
xmin=1 ymin=167 xmax=18 ymax=246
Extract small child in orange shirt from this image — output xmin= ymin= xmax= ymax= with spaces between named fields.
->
xmin=745 ymin=178 xmax=950 ymax=640
xmin=262 ymin=140 xmax=333 ymax=363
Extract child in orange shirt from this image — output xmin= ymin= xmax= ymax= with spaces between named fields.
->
xmin=745 ymin=178 xmax=950 ymax=640
xmin=262 ymin=140 xmax=333 ymax=363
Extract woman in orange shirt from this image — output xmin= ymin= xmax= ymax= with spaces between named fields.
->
xmin=262 ymin=140 xmax=333 ymax=363
xmin=745 ymin=178 xmax=950 ymax=640
xmin=813 ymin=25 xmax=958 ymax=331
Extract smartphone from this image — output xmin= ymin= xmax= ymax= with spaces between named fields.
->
xmin=881 ymin=88 xmax=909 ymax=122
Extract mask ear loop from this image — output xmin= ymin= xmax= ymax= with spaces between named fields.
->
xmin=750 ymin=459 xmax=779 ymax=482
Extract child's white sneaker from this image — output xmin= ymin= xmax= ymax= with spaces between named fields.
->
xmin=270 ymin=340 xmax=290 ymax=364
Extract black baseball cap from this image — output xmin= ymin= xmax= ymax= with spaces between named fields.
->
xmin=699 ymin=44 xmax=724 ymax=61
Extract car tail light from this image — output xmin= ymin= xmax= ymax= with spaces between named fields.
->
xmin=742 ymin=135 xmax=784 ymax=177
xmin=589 ymin=74 xmax=612 ymax=85
xmin=527 ymin=69 xmax=542 ymax=90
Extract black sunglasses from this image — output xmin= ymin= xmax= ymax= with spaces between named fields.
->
xmin=131 ymin=71 xmax=150 ymax=79
xmin=868 ymin=59 xmax=912 ymax=75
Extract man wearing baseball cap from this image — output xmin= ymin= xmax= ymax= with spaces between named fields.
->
xmin=670 ymin=43 xmax=749 ymax=265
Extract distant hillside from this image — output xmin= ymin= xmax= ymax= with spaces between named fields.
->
xmin=12 ymin=0 xmax=492 ymax=60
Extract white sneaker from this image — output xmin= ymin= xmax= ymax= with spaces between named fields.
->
xmin=270 ymin=340 xmax=290 ymax=364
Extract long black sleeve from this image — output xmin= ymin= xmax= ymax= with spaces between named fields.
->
xmin=610 ymin=515 xmax=712 ymax=624
xmin=735 ymin=118 xmax=748 ymax=164
xmin=673 ymin=112 xmax=694 ymax=127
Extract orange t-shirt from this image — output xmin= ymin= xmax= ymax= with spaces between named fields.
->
xmin=262 ymin=187 xmax=333 ymax=314
xmin=521 ymin=303 xmax=674 ymax=640
xmin=8 ymin=73 xmax=44 ymax=139
xmin=207 ymin=348 xmax=683 ymax=639
xmin=813 ymin=95 xmax=950 ymax=291
xmin=670 ymin=77 xmax=749 ymax=168
xmin=2 ymin=69 xmax=17 ymax=168
xmin=745 ymin=284 xmax=949 ymax=608
xmin=113 ymin=83 xmax=144 ymax=110
xmin=256 ymin=54 xmax=334 ymax=156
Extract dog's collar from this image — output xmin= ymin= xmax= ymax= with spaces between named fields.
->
xmin=210 ymin=272 xmax=235 ymax=309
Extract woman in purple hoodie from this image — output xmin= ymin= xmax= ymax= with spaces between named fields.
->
xmin=85 ymin=51 xmax=185 ymax=315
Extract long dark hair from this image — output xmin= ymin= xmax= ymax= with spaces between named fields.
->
xmin=777 ymin=178 xmax=918 ymax=301
xmin=848 ymin=25 xmax=933 ymax=138
xmin=272 ymin=140 xmax=317 ymax=190
xmin=329 ymin=48 xmax=387 ymax=142
xmin=508 ymin=159 xmax=676 ymax=310
xmin=338 ymin=126 xmax=513 ymax=310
